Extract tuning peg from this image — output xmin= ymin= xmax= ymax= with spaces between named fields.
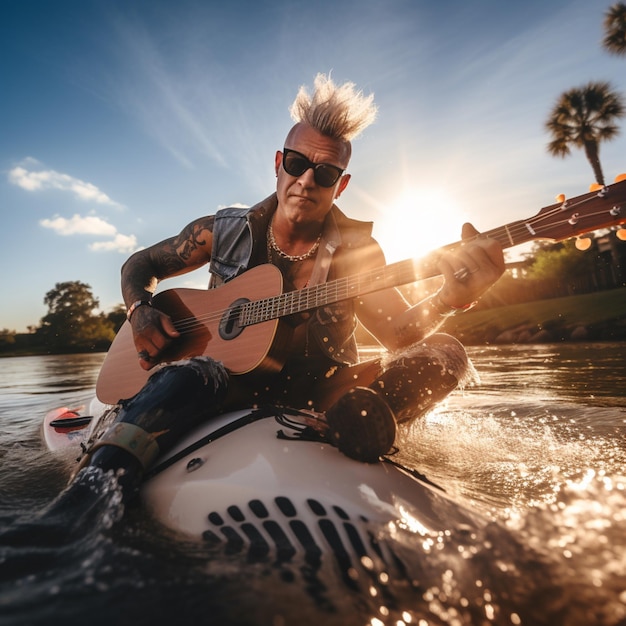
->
xmin=589 ymin=182 xmax=603 ymax=192
xmin=617 ymin=227 xmax=626 ymax=241
xmin=556 ymin=193 xmax=566 ymax=203
xmin=615 ymin=173 xmax=626 ymax=183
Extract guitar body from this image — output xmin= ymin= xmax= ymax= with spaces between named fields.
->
xmin=96 ymin=264 xmax=287 ymax=404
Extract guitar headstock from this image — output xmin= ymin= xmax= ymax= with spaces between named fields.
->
xmin=526 ymin=177 xmax=626 ymax=244
xmin=482 ymin=176 xmax=626 ymax=251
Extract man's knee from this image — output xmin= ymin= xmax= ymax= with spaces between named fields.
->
xmin=405 ymin=333 xmax=469 ymax=381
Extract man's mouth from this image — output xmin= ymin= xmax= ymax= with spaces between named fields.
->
xmin=290 ymin=193 xmax=314 ymax=203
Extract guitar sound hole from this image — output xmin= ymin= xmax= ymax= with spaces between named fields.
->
xmin=219 ymin=298 xmax=250 ymax=340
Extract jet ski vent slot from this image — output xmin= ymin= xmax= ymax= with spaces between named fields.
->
xmin=202 ymin=495 xmax=382 ymax=576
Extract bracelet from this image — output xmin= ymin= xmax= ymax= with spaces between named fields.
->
xmin=429 ymin=292 xmax=477 ymax=317
xmin=126 ymin=299 xmax=153 ymax=322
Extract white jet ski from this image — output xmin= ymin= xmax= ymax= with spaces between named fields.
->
xmin=43 ymin=399 xmax=486 ymax=568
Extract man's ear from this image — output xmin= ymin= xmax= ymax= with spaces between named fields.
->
xmin=334 ymin=173 xmax=351 ymax=199
xmin=274 ymin=150 xmax=282 ymax=176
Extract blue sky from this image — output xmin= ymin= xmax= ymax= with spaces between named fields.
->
xmin=1 ymin=0 xmax=624 ymax=332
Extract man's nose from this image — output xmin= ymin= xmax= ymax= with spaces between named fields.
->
xmin=297 ymin=166 xmax=317 ymax=187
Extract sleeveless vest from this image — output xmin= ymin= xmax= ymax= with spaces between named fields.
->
xmin=209 ymin=193 xmax=377 ymax=365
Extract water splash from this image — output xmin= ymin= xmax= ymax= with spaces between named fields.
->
xmin=397 ymin=396 xmax=626 ymax=514
xmin=506 ymin=471 xmax=626 ymax=626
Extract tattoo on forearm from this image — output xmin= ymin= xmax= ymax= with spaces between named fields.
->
xmin=175 ymin=218 xmax=213 ymax=261
xmin=152 ymin=245 xmax=189 ymax=276
xmin=122 ymin=216 xmax=214 ymax=305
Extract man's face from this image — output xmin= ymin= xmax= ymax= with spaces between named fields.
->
xmin=275 ymin=123 xmax=351 ymax=228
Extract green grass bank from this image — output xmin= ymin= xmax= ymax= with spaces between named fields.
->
xmin=443 ymin=287 xmax=626 ymax=345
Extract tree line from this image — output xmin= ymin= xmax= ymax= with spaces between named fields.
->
xmin=0 ymin=282 xmax=126 ymax=355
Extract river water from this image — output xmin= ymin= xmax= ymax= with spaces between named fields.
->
xmin=0 ymin=344 xmax=625 ymax=625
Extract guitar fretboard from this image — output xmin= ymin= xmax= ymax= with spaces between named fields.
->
xmin=241 ymin=259 xmax=420 ymax=325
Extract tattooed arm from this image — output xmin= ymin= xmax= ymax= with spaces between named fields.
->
xmin=121 ymin=216 xmax=215 ymax=370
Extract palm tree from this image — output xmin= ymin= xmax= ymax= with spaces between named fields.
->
xmin=545 ymin=81 xmax=625 ymax=186
xmin=603 ymin=2 xmax=626 ymax=56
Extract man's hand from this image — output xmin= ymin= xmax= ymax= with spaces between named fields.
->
xmin=131 ymin=306 xmax=180 ymax=370
xmin=436 ymin=223 xmax=505 ymax=309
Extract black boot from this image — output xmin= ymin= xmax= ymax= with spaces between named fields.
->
xmin=325 ymin=387 xmax=397 ymax=463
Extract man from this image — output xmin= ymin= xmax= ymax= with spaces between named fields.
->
xmin=80 ymin=74 xmax=504 ymax=499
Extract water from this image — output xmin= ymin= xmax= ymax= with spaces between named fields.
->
xmin=0 ymin=345 xmax=625 ymax=625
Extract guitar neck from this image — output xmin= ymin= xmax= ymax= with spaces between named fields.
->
xmin=242 ymin=257 xmax=425 ymax=325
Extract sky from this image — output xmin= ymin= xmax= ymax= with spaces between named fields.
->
xmin=1 ymin=0 xmax=625 ymax=333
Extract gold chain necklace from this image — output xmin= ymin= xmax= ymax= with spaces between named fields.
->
xmin=267 ymin=218 xmax=321 ymax=262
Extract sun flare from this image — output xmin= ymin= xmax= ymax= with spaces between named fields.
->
xmin=373 ymin=187 xmax=468 ymax=264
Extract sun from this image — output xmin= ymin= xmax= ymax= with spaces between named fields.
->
xmin=373 ymin=187 xmax=468 ymax=264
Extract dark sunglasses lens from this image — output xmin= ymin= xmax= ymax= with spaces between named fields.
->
xmin=282 ymin=150 xmax=342 ymax=187
xmin=283 ymin=152 xmax=308 ymax=177
xmin=314 ymin=165 xmax=340 ymax=187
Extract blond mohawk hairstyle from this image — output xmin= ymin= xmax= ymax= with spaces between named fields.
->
xmin=289 ymin=73 xmax=377 ymax=142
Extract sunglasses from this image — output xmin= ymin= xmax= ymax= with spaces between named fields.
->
xmin=282 ymin=148 xmax=345 ymax=188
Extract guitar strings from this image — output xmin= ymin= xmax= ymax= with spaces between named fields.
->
xmin=168 ymin=188 xmax=623 ymax=337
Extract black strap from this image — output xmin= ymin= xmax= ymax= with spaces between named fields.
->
xmin=381 ymin=457 xmax=446 ymax=492
xmin=274 ymin=407 xmax=329 ymax=443
xmin=50 ymin=415 xmax=94 ymax=428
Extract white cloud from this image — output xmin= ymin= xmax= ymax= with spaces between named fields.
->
xmin=9 ymin=160 xmax=136 ymax=254
xmin=9 ymin=167 xmax=41 ymax=191
xmin=8 ymin=164 xmax=122 ymax=207
xmin=40 ymin=214 xmax=139 ymax=254
xmin=90 ymin=233 xmax=139 ymax=253
xmin=40 ymin=214 xmax=117 ymax=236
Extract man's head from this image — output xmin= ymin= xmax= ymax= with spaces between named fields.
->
xmin=288 ymin=73 xmax=378 ymax=164
xmin=275 ymin=74 xmax=377 ymax=227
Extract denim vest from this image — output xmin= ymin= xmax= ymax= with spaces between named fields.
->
xmin=209 ymin=193 xmax=376 ymax=365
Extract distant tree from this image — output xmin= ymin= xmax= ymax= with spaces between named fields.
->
xmin=603 ymin=2 xmax=626 ymax=56
xmin=37 ymin=281 xmax=115 ymax=350
xmin=106 ymin=303 xmax=127 ymax=334
xmin=527 ymin=240 xmax=590 ymax=282
xmin=0 ymin=328 xmax=16 ymax=351
xmin=545 ymin=81 xmax=625 ymax=186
